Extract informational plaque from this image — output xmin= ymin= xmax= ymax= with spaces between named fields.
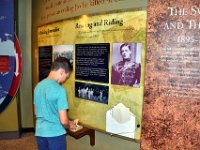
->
xmin=75 ymin=43 xmax=109 ymax=83
xmin=39 ymin=46 xmax=52 ymax=81
xmin=141 ymin=1 xmax=200 ymax=150
xmin=37 ymin=9 xmax=147 ymax=139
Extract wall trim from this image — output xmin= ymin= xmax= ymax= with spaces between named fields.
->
xmin=0 ymin=131 xmax=20 ymax=140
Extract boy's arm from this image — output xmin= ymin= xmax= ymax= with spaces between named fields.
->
xmin=59 ymin=110 xmax=76 ymax=129
xmin=34 ymin=105 xmax=36 ymax=115
xmin=59 ymin=110 xmax=69 ymax=128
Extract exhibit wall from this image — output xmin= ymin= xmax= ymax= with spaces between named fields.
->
xmin=37 ymin=9 xmax=147 ymax=140
xmin=35 ymin=0 xmax=147 ymax=26
xmin=141 ymin=0 xmax=200 ymax=149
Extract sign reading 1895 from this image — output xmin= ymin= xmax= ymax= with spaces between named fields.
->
xmin=177 ymin=36 xmax=197 ymax=43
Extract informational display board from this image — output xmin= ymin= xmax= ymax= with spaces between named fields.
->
xmin=37 ymin=9 xmax=147 ymax=140
xmin=141 ymin=0 xmax=200 ymax=149
xmin=75 ymin=43 xmax=109 ymax=83
xmin=39 ymin=46 xmax=52 ymax=81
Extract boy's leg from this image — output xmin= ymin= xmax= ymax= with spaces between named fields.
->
xmin=48 ymin=134 xmax=66 ymax=150
xmin=36 ymin=136 xmax=49 ymax=150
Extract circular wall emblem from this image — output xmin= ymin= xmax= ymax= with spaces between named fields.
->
xmin=0 ymin=33 xmax=22 ymax=113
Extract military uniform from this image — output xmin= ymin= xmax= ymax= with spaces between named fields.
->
xmin=112 ymin=60 xmax=141 ymax=86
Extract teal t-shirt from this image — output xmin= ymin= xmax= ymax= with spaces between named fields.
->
xmin=34 ymin=79 xmax=68 ymax=137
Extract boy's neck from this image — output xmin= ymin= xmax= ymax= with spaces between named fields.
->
xmin=47 ymin=71 xmax=59 ymax=82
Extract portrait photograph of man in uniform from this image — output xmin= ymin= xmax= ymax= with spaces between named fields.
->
xmin=111 ymin=42 xmax=141 ymax=87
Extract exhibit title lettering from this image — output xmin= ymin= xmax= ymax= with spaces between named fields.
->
xmin=164 ymin=6 xmax=200 ymax=43
xmin=75 ymin=18 xmax=123 ymax=29
xmin=40 ymin=0 xmax=125 ymax=23
xmin=39 ymin=27 xmax=60 ymax=35
xmin=164 ymin=6 xmax=200 ymax=30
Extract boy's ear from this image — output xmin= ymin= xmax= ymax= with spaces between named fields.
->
xmin=59 ymin=68 xmax=64 ymax=73
xmin=57 ymin=68 xmax=64 ymax=76
xmin=60 ymin=69 xmax=65 ymax=74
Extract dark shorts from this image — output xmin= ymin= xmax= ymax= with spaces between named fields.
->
xmin=36 ymin=134 xmax=66 ymax=150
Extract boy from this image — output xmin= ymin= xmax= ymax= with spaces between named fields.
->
xmin=34 ymin=57 xmax=75 ymax=150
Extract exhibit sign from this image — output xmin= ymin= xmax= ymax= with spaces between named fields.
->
xmin=39 ymin=46 xmax=52 ymax=81
xmin=0 ymin=0 xmax=23 ymax=113
xmin=38 ymin=10 xmax=147 ymax=140
xmin=36 ymin=0 xmax=147 ymax=26
xmin=75 ymin=43 xmax=109 ymax=83
xmin=141 ymin=0 xmax=200 ymax=149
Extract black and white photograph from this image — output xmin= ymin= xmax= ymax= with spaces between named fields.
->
xmin=39 ymin=46 xmax=52 ymax=81
xmin=53 ymin=44 xmax=73 ymax=66
xmin=75 ymin=82 xmax=109 ymax=104
xmin=111 ymin=43 xmax=142 ymax=87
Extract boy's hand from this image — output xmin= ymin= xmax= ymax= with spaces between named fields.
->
xmin=69 ymin=120 xmax=76 ymax=130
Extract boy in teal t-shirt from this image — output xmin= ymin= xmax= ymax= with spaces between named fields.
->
xmin=34 ymin=57 xmax=76 ymax=150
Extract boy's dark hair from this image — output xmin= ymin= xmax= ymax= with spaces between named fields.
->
xmin=51 ymin=57 xmax=73 ymax=73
